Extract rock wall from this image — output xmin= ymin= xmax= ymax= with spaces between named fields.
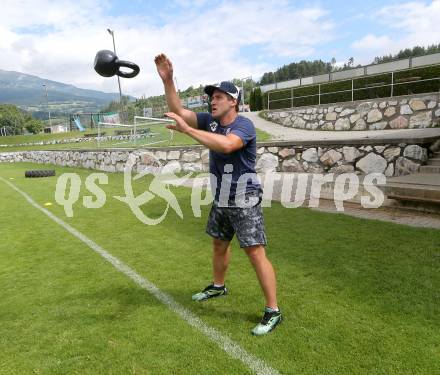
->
xmin=255 ymin=143 xmax=431 ymax=176
xmin=0 ymin=141 xmax=434 ymax=177
xmin=0 ymin=133 xmax=153 ymax=148
xmin=266 ymin=93 xmax=440 ymax=131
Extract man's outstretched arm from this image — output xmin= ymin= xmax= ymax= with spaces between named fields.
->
xmin=165 ymin=112 xmax=243 ymax=154
xmin=154 ymin=53 xmax=198 ymax=128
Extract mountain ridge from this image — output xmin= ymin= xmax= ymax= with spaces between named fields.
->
xmin=0 ymin=69 xmax=130 ymax=116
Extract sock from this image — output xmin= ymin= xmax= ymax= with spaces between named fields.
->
xmin=213 ymin=283 xmax=224 ymax=288
xmin=265 ymin=306 xmax=279 ymax=313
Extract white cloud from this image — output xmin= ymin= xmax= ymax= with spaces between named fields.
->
xmin=351 ymin=34 xmax=394 ymax=53
xmin=0 ymin=0 xmax=335 ymax=97
xmin=352 ymin=0 xmax=440 ymax=63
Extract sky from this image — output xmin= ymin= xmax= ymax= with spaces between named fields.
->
xmin=1 ymin=0 xmax=440 ymax=98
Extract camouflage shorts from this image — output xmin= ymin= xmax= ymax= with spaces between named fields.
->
xmin=205 ymin=203 xmax=267 ymax=248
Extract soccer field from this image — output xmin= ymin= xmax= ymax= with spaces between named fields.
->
xmin=1 ymin=162 xmax=439 ymax=375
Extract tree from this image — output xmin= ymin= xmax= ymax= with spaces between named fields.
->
xmin=0 ymin=104 xmax=26 ymax=135
xmin=25 ymin=118 xmax=44 ymax=134
xmin=0 ymin=104 xmax=44 ymax=135
xmin=249 ymin=89 xmax=255 ymax=111
xmin=250 ymin=88 xmax=263 ymax=111
xmin=372 ymin=43 xmax=440 ymax=64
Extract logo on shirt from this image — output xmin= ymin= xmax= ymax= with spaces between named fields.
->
xmin=209 ymin=121 xmax=218 ymax=132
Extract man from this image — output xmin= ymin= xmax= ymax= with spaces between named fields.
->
xmin=155 ymin=53 xmax=282 ymax=335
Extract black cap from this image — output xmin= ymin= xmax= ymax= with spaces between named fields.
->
xmin=204 ymin=81 xmax=241 ymax=101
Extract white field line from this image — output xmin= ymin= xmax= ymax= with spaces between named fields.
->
xmin=0 ymin=176 xmax=281 ymax=375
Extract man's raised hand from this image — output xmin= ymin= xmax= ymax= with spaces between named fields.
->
xmin=154 ymin=53 xmax=173 ymax=82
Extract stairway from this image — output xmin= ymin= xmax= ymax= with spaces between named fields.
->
xmin=385 ymin=151 xmax=440 ymax=212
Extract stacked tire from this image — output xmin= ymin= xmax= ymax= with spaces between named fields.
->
xmin=25 ymin=170 xmax=56 ymax=178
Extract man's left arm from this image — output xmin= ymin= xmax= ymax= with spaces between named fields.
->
xmin=165 ymin=112 xmax=244 ymax=154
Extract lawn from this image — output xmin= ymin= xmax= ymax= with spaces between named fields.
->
xmin=0 ymin=162 xmax=439 ymax=374
xmin=0 ymin=127 xmax=272 ymax=152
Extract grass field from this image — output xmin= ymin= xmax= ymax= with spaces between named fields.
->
xmin=1 ymin=162 xmax=439 ymax=374
xmin=0 ymin=127 xmax=272 ymax=152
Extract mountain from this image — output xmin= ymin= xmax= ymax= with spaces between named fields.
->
xmin=0 ymin=69 xmax=130 ymax=117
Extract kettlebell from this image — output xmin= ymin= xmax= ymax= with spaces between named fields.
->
xmin=94 ymin=50 xmax=140 ymax=78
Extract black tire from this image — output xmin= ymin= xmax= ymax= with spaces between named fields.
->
xmin=25 ymin=170 xmax=56 ymax=178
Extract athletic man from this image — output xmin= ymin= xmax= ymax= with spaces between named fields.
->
xmin=154 ymin=53 xmax=282 ymax=335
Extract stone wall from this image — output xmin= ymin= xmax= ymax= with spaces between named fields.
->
xmin=0 ymin=133 xmax=153 ymax=148
xmin=255 ymin=143 xmax=432 ymax=177
xmin=266 ymin=93 xmax=440 ymax=131
xmin=0 ymin=139 xmax=436 ymax=177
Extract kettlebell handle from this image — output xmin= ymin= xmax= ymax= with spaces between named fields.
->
xmin=115 ymin=59 xmax=140 ymax=78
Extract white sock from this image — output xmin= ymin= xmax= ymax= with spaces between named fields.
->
xmin=213 ymin=283 xmax=224 ymax=288
xmin=266 ymin=306 xmax=279 ymax=312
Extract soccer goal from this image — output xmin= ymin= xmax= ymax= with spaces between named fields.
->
xmin=97 ymin=117 xmax=174 ymax=148
xmin=133 ymin=116 xmax=174 ymax=147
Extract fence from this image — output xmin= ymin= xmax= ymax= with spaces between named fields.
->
xmin=266 ymin=67 xmax=440 ymax=110
xmin=261 ymin=53 xmax=440 ymax=93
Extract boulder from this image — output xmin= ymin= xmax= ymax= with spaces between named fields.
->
xmin=389 ymin=116 xmax=408 ymax=129
xmin=409 ymin=111 xmax=432 ymax=128
xmin=367 ymin=109 xmax=383 ymax=123
xmin=383 ymin=147 xmax=401 ymax=161
xmin=356 ymin=153 xmax=387 ymax=174
xmin=302 ymin=148 xmax=319 ymax=163
xmin=320 ymin=149 xmax=342 ymax=166
xmin=394 ymin=157 xmax=420 ymax=176
xmin=403 ymin=145 xmax=428 ymax=162
xmin=281 ymin=158 xmax=304 ymax=172
xmin=256 ymin=153 xmax=279 ymax=172
xmin=335 ymin=118 xmax=351 ymax=131
xmin=409 ymin=99 xmax=426 ymax=111
xmin=384 ymin=107 xmax=396 ymax=117
xmin=343 ymin=146 xmax=363 ymax=162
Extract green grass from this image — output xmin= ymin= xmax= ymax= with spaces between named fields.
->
xmin=0 ymin=128 xmax=272 ymax=151
xmin=1 ymin=162 xmax=439 ymax=374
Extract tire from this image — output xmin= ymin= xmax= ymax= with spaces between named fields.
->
xmin=25 ymin=170 xmax=56 ymax=178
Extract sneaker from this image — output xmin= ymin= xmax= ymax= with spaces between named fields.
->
xmin=192 ymin=284 xmax=228 ymax=301
xmin=251 ymin=307 xmax=282 ymax=336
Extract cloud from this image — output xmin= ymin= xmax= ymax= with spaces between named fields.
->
xmin=351 ymin=0 xmax=440 ymax=63
xmin=0 ymin=0 xmax=335 ymax=97
xmin=351 ymin=34 xmax=394 ymax=53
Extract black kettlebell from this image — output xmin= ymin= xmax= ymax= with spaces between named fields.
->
xmin=94 ymin=50 xmax=140 ymax=78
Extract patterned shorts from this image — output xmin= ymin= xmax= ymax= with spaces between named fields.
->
xmin=205 ymin=203 xmax=267 ymax=248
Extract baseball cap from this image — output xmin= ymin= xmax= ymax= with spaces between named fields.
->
xmin=204 ymin=81 xmax=241 ymax=101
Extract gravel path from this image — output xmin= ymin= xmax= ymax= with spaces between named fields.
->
xmin=241 ymin=111 xmax=440 ymax=142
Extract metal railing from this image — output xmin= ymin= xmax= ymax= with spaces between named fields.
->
xmin=267 ymin=75 xmax=440 ymax=110
xmin=261 ymin=52 xmax=440 ymax=93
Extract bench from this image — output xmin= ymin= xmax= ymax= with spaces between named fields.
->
xmin=84 ymin=132 xmax=105 ymax=138
xmin=115 ymin=129 xmax=132 ymax=136
xmin=114 ymin=129 xmax=151 ymax=136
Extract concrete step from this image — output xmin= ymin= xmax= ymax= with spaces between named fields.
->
xmin=427 ymin=158 xmax=440 ymax=166
xmin=388 ymin=199 xmax=440 ymax=214
xmin=386 ymin=186 xmax=440 ymax=204
xmin=420 ymin=165 xmax=440 ymax=173
xmin=385 ymin=173 xmax=440 ymax=204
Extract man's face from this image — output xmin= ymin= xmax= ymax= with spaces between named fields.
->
xmin=210 ymin=89 xmax=236 ymax=120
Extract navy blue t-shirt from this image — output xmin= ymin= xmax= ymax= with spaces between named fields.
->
xmin=196 ymin=112 xmax=262 ymax=207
